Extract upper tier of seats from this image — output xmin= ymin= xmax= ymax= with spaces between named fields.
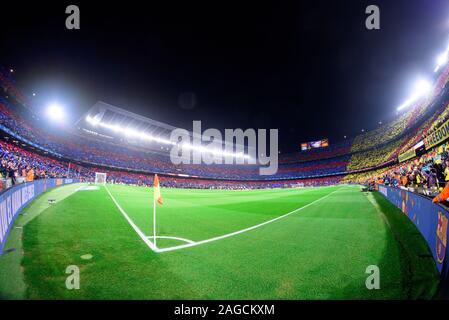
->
xmin=0 ymin=137 xmax=342 ymax=190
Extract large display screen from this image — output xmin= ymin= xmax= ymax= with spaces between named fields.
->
xmin=301 ymin=138 xmax=329 ymax=151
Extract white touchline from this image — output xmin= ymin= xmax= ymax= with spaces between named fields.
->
xmin=156 ymin=187 xmax=343 ymax=253
xmin=104 ymin=185 xmax=159 ymax=251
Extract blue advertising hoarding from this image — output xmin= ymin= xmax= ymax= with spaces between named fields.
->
xmin=377 ymin=185 xmax=449 ymax=285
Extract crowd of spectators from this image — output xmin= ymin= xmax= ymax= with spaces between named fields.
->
xmin=0 ymin=90 xmax=353 ymax=180
xmin=0 ymin=88 xmax=441 ymax=185
xmin=351 ymin=112 xmax=412 ymax=153
xmin=0 ymin=132 xmax=342 ymax=191
xmin=280 ymin=140 xmax=353 ymax=163
xmin=346 ymin=137 xmax=405 ymax=171
xmin=350 ymin=64 xmax=449 ymax=155
xmin=354 ymin=142 xmax=449 ymax=198
xmin=425 ymin=102 xmax=449 ymax=137
xmin=0 ymin=139 xmax=70 ymax=190
xmin=4 ymin=69 xmax=449 ymax=182
xmin=97 ymin=170 xmax=341 ymax=189
xmin=396 ymin=96 xmax=449 ymax=157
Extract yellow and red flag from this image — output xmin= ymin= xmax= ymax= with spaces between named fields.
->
xmin=153 ymin=174 xmax=163 ymax=205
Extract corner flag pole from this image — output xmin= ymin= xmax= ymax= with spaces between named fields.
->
xmin=153 ymin=193 xmax=157 ymax=248
xmin=152 ymin=174 xmax=163 ymax=249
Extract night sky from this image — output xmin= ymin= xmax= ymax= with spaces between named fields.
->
xmin=1 ymin=0 xmax=449 ymax=152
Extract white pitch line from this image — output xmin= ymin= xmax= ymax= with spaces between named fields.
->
xmin=156 ymin=187 xmax=342 ymax=253
xmin=146 ymin=235 xmax=195 ymax=244
xmin=104 ymin=185 xmax=158 ymax=252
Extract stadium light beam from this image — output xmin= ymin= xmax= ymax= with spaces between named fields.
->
xmin=85 ymin=116 xmax=250 ymax=160
xmin=435 ymin=49 xmax=449 ymax=72
xmin=397 ymin=79 xmax=432 ymax=111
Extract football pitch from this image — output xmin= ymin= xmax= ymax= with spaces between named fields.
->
xmin=0 ymin=183 xmax=440 ymax=299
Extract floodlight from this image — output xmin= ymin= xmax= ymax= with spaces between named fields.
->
xmin=85 ymin=117 xmax=249 ymax=159
xmin=86 ymin=114 xmax=101 ymax=126
xmin=123 ymin=128 xmax=139 ymax=137
xmin=397 ymin=79 xmax=432 ymax=111
xmin=47 ymin=103 xmax=65 ymax=121
xmin=437 ymin=52 xmax=448 ymax=66
xmin=414 ymin=79 xmax=432 ymax=96
xmin=435 ymin=51 xmax=449 ymax=72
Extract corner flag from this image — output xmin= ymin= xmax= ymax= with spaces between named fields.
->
xmin=153 ymin=174 xmax=163 ymax=248
xmin=154 ymin=174 xmax=163 ymax=205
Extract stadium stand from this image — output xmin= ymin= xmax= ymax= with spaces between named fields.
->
xmin=1 ymin=62 xmax=449 ymax=191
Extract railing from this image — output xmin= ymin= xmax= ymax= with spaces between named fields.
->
xmin=0 ymin=176 xmax=28 ymax=192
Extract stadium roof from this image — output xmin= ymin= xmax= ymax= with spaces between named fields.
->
xmin=77 ymin=101 xmax=176 ymax=136
xmin=74 ymin=101 xmax=179 ymax=154
xmin=75 ymin=101 xmax=248 ymax=156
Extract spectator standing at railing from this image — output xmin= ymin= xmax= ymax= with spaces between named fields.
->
xmin=0 ymin=159 xmax=7 ymax=179
xmin=38 ymin=169 xmax=46 ymax=179
xmin=400 ymin=174 xmax=407 ymax=186
xmin=26 ymin=166 xmax=34 ymax=182
xmin=391 ymin=173 xmax=399 ymax=187
xmin=433 ymin=184 xmax=449 ymax=203
xmin=434 ymin=161 xmax=446 ymax=188
xmin=414 ymin=168 xmax=424 ymax=187
xmin=8 ymin=162 xmax=16 ymax=185
xmin=423 ymin=167 xmax=438 ymax=189
xmin=444 ymin=160 xmax=449 ymax=183
xmin=407 ymin=172 xmax=414 ymax=187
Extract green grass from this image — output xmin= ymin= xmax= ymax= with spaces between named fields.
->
xmin=0 ymin=183 xmax=86 ymax=299
xmin=0 ymin=184 xmax=440 ymax=299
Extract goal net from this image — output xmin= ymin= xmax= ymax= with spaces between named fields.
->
xmin=95 ymin=172 xmax=107 ymax=185
xmin=293 ymin=182 xmax=305 ymax=188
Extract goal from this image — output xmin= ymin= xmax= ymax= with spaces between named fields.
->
xmin=293 ymin=182 xmax=305 ymax=188
xmin=95 ymin=172 xmax=107 ymax=185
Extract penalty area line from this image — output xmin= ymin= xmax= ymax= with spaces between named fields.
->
xmin=156 ymin=187 xmax=343 ymax=253
xmin=104 ymin=185 xmax=159 ymax=252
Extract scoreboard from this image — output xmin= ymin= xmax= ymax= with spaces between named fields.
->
xmin=301 ymin=138 xmax=329 ymax=151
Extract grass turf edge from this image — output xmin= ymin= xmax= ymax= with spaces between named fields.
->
xmin=371 ymin=191 xmax=440 ymax=299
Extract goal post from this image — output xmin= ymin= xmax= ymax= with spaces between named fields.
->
xmin=95 ymin=172 xmax=107 ymax=185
